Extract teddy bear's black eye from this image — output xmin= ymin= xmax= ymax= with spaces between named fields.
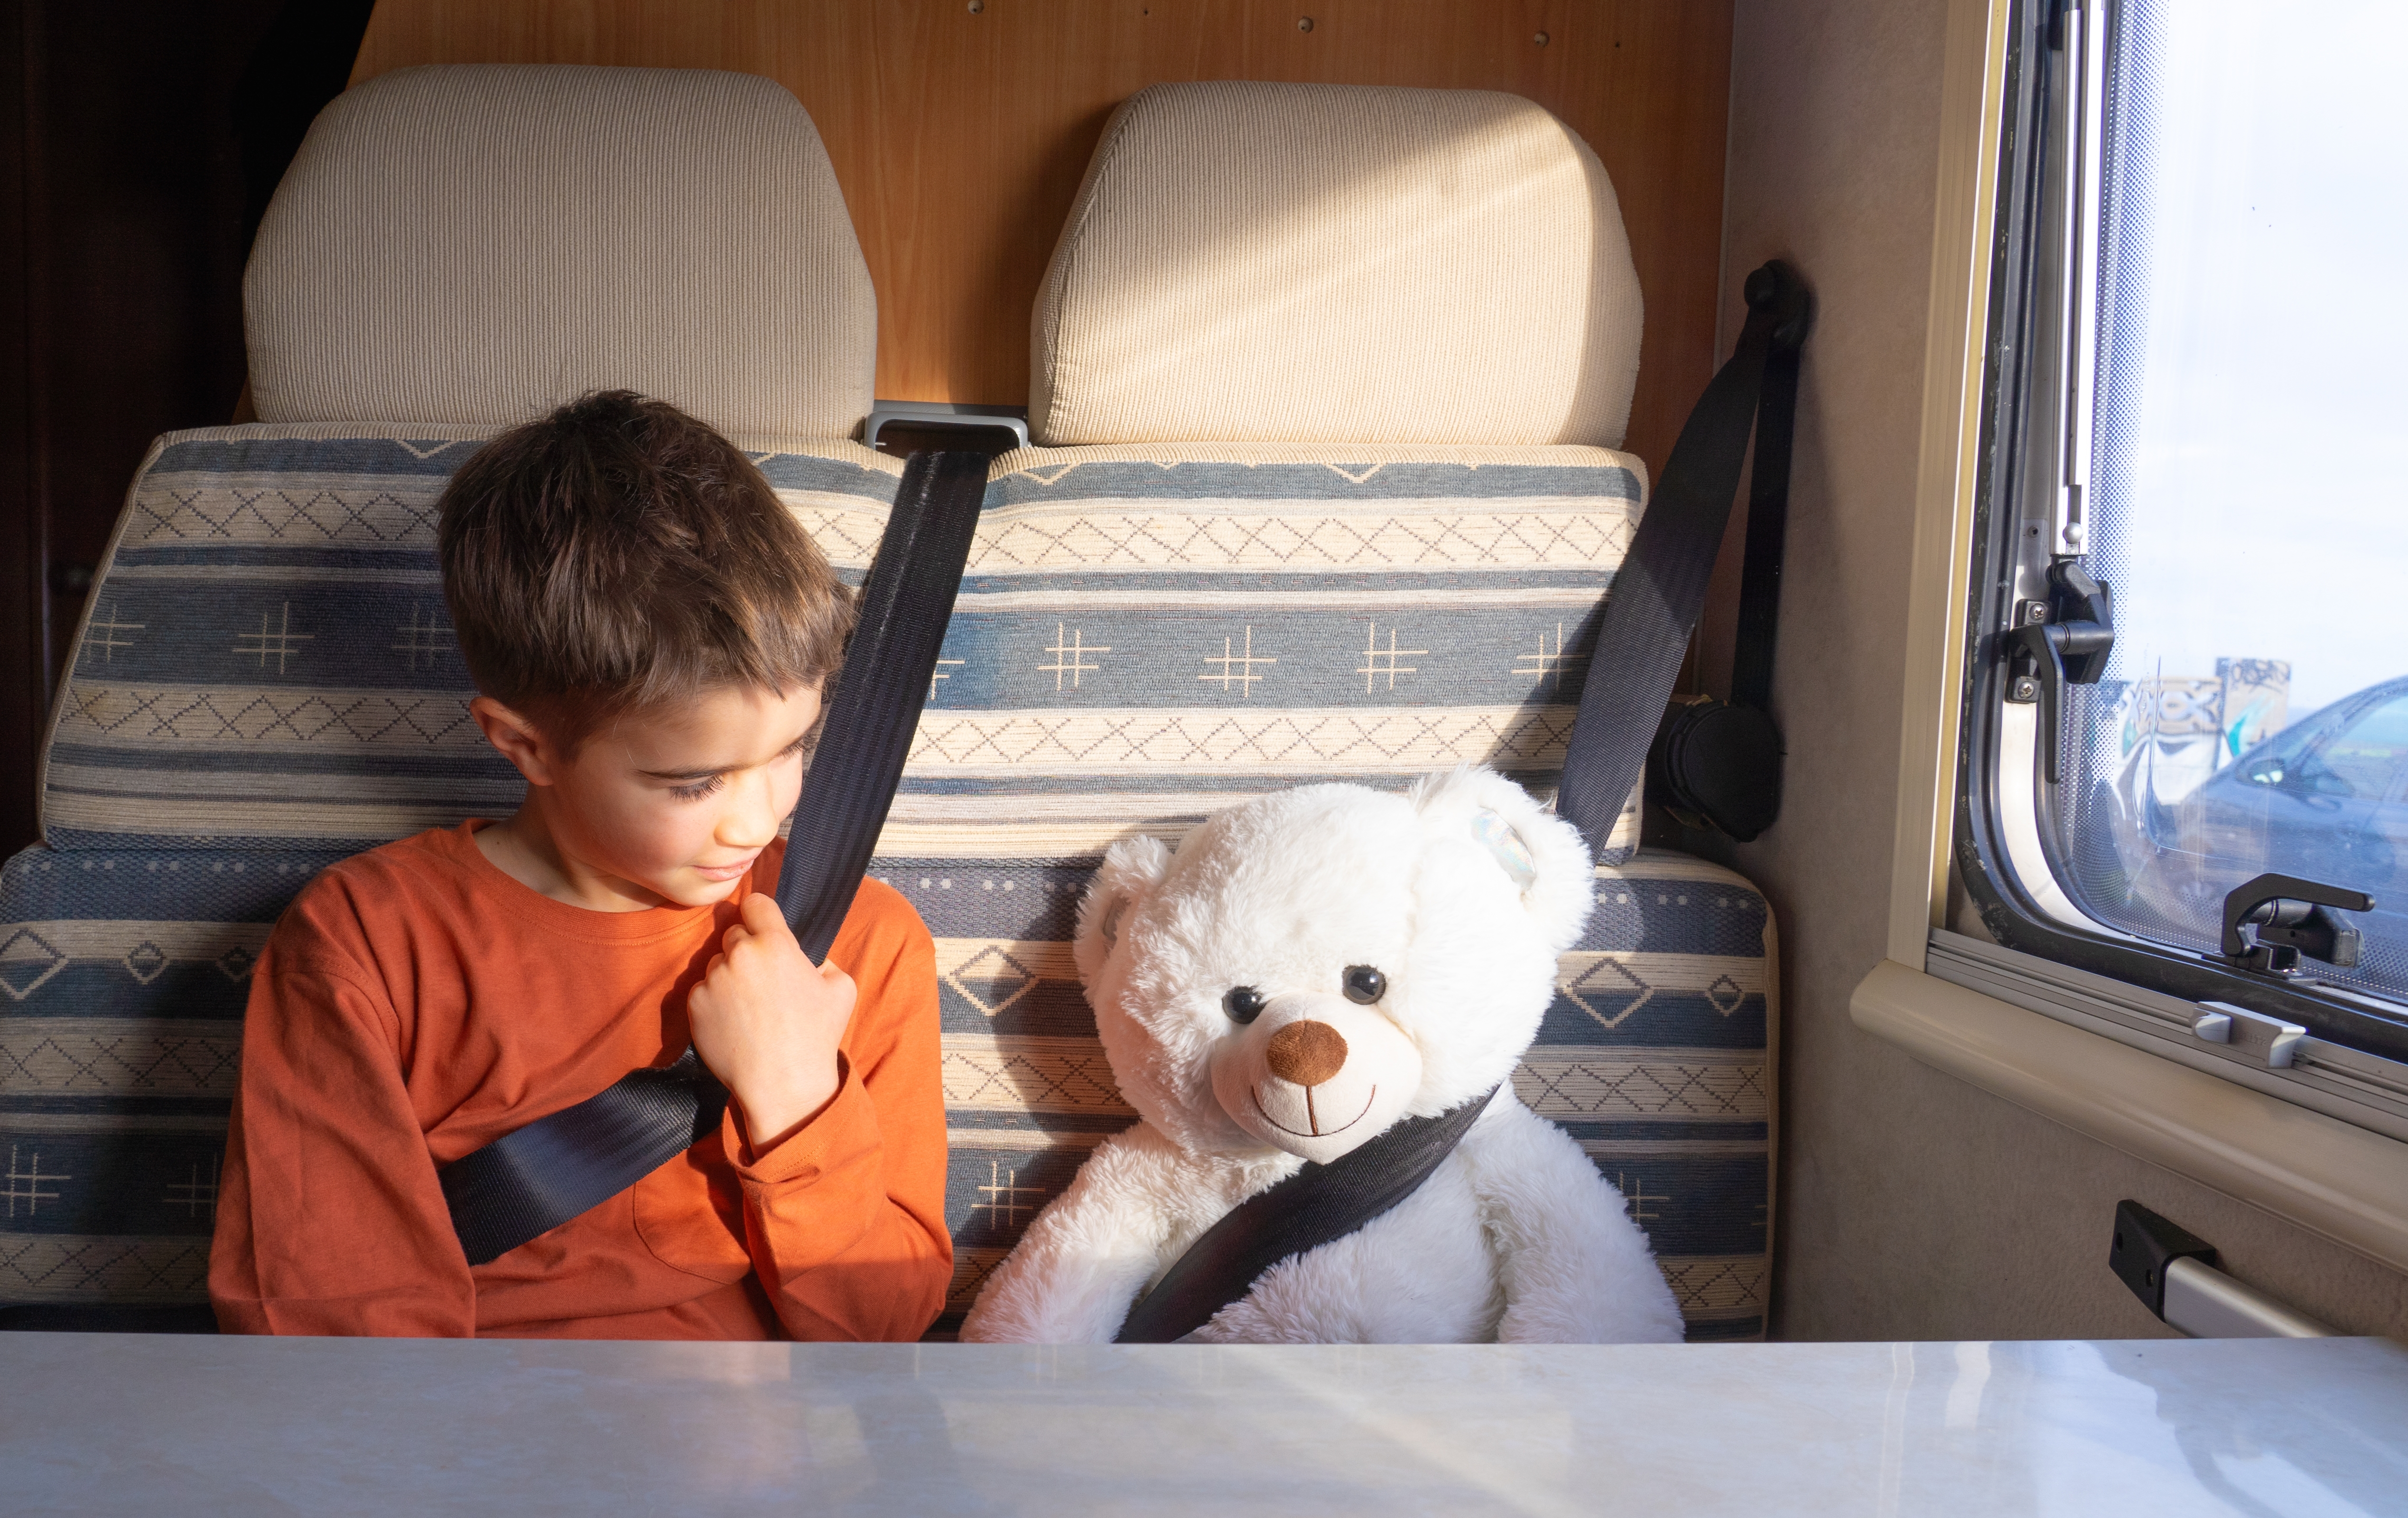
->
xmin=1343 ymin=965 xmax=1387 ymax=1004
xmin=1223 ymin=986 xmax=1267 ymax=1023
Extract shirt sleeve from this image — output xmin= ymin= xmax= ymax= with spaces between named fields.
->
xmin=210 ymin=912 xmax=475 ymax=1337
xmin=724 ymin=890 xmax=953 ymax=1341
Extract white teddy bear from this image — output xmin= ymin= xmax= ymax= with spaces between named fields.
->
xmin=959 ymin=766 xmax=1684 ymax=1344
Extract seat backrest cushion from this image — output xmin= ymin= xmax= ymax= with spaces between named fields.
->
xmin=5 ymin=425 xmax=899 ymax=1322
xmin=7 ymin=434 xmax=1772 ymax=1341
xmin=895 ymin=447 xmax=1774 ymax=1341
xmin=9 ymin=64 xmax=899 ymax=1329
xmin=0 ymin=842 xmax=353 ymax=1313
xmin=920 ymin=76 xmax=1773 ymax=1340
xmin=244 ymin=65 xmax=876 ymax=438
xmin=37 ymin=427 xmax=901 ymax=851
xmin=1030 ymin=81 xmax=1643 ymax=450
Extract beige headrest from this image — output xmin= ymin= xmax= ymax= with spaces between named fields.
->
xmin=244 ymin=65 xmax=874 ymax=438
xmin=1031 ymin=82 xmax=1642 ymax=449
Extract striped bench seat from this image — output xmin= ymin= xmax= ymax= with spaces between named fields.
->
xmin=0 ymin=428 xmax=1777 ymax=1341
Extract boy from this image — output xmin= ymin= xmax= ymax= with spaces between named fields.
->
xmin=209 ymin=391 xmax=952 ymax=1339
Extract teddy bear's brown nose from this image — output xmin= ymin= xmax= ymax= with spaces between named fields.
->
xmin=1264 ymin=1020 xmax=1349 ymax=1087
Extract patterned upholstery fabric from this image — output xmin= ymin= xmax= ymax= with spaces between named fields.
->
xmin=38 ymin=426 xmax=901 ymax=849
xmin=1030 ymin=82 xmax=1642 ymax=450
xmin=916 ymin=848 xmax=1774 ymax=1341
xmin=884 ymin=443 xmax=1769 ymax=1340
xmin=0 ymin=846 xmax=344 ymax=1309
xmin=2 ymin=430 xmax=1776 ymax=1342
xmin=873 ymin=442 xmax=1649 ymax=869
xmin=2 ymin=426 xmax=891 ymax=1317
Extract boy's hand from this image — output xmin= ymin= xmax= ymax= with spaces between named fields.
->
xmin=687 ymin=893 xmax=857 ymax=1151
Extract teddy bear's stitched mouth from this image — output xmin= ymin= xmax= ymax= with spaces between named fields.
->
xmin=1249 ymin=1083 xmax=1377 ymax=1140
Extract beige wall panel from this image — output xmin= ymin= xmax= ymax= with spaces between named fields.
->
xmin=1710 ymin=0 xmax=2408 ymax=1340
xmin=351 ymin=0 xmax=1731 ymax=477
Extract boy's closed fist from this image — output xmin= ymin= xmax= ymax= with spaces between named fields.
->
xmin=687 ymin=893 xmax=857 ymax=1151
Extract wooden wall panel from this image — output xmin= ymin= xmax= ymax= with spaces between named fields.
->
xmin=2 ymin=2 xmax=358 ymax=852
xmin=352 ymin=0 xmax=1731 ymax=471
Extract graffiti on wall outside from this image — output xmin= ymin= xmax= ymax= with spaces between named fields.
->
xmin=2107 ymin=658 xmax=2290 ymax=806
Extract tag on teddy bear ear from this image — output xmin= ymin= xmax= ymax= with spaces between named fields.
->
xmin=1470 ymin=808 xmax=1538 ymax=889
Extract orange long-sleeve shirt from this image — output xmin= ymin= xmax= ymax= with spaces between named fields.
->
xmin=209 ymin=820 xmax=951 ymax=1340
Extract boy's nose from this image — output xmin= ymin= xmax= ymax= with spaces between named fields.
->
xmin=719 ymin=773 xmax=785 ymax=847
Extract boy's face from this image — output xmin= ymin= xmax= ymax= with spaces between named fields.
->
xmin=479 ymin=682 xmax=824 ymax=910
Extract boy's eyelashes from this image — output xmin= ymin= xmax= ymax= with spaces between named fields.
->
xmin=659 ymin=735 xmax=813 ymax=802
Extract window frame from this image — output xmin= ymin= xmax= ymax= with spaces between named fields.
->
xmin=1952 ymin=0 xmax=2408 ymax=1075
xmin=1851 ymin=0 xmax=2408 ymax=1275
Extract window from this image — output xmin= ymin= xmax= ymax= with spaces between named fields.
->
xmin=1949 ymin=0 xmax=2408 ymax=1123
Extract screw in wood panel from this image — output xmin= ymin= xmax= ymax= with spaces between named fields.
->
xmin=1534 ymin=31 xmax=1550 ymax=46
xmin=1297 ymin=16 xmax=1314 ymax=31
xmin=967 ymin=0 xmax=983 ymax=10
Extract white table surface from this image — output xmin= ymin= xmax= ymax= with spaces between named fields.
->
xmin=3 ymin=1333 xmax=2404 ymax=1516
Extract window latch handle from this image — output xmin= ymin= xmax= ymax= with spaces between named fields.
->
xmin=2003 ymin=562 xmax=2115 ymax=783
xmin=2219 ymin=872 xmax=2375 ymax=976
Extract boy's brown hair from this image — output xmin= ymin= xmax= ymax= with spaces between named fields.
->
xmin=437 ymin=391 xmax=852 ymax=747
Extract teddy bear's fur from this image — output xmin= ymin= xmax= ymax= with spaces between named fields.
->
xmin=959 ymin=767 xmax=1685 ymax=1344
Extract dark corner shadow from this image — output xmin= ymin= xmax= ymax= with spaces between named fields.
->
xmin=231 ymin=0 xmax=379 ymax=257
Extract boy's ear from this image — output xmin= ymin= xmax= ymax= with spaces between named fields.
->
xmin=1411 ymin=765 xmax=1596 ymax=952
xmin=469 ymin=696 xmax=558 ymax=787
xmin=1073 ymin=833 xmax=1173 ymax=987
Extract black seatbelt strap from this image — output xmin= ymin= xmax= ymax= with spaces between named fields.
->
xmin=1728 ymin=295 xmax=1803 ymax=718
xmin=772 ymin=450 xmax=991 ymax=961
xmin=1557 ymin=261 xmax=1810 ymax=856
xmin=440 ymin=450 xmax=990 ymax=1267
xmin=1107 ymin=261 xmax=1812 ymax=1342
xmin=1115 ymin=1087 xmax=1496 ymax=1342
xmin=1636 ymin=265 xmax=1811 ymax=843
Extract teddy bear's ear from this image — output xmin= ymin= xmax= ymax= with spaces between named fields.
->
xmin=1073 ymin=832 xmax=1173 ymax=986
xmin=1411 ymin=765 xmax=1596 ymax=951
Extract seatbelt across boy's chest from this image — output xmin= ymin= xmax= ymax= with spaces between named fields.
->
xmin=437 ymin=450 xmax=991 ymax=1267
